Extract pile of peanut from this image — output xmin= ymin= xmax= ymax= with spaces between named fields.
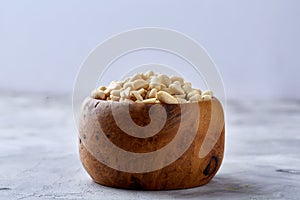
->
xmin=91 ymin=71 xmax=213 ymax=104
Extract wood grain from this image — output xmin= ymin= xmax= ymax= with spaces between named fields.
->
xmin=78 ymin=97 xmax=225 ymax=190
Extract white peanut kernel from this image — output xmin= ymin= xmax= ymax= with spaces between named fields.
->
xmin=131 ymin=91 xmax=143 ymax=101
xmin=158 ymin=74 xmax=171 ymax=87
xmin=110 ymin=90 xmax=120 ymax=97
xmin=148 ymin=88 xmax=157 ymax=98
xmin=187 ymin=89 xmax=201 ymax=99
xmin=182 ymin=84 xmax=192 ymax=94
xmin=201 ymin=94 xmax=212 ymax=101
xmin=123 ymin=82 xmax=133 ymax=89
xmin=157 ymin=91 xmax=178 ymax=104
xmin=120 ymin=87 xmax=131 ymax=99
xmin=170 ymin=76 xmax=184 ymax=85
xmin=98 ymin=86 xmax=106 ymax=91
xmin=91 ymin=89 xmax=106 ymax=100
xmin=110 ymin=95 xmax=120 ymax=101
xmin=189 ymin=94 xmax=202 ymax=102
xmin=169 ymin=83 xmax=185 ymax=95
xmin=202 ymin=90 xmax=213 ymax=96
xmin=130 ymin=73 xmax=142 ymax=82
xmin=132 ymin=79 xmax=148 ymax=90
xmin=142 ymin=98 xmax=157 ymax=103
xmin=91 ymin=71 xmax=214 ymax=104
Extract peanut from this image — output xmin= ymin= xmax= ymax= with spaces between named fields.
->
xmin=189 ymin=94 xmax=202 ymax=102
xmin=157 ymin=91 xmax=178 ymax=104
xmin=98 ymin=86 xmax=106 ymax=91
xmin=131 ymin=91 xmax=143 ymax=101
xmin=91 ymin=89 xmax=106 ymax=100
xmin=91 ymin=71 xmax=214 ymax=104
xmin=110 ymin=95 xmax=120 ymax=101
xmin=120 ymin=87 xmax=131 ymax=99
xmin=149 ymin=77 xmax=162 ymax=90
xmin=187 ymin=89 xmax=201 ymax=99
xmin=130 ymin=73 xmax=142 ymax=82
xmin=169 ymin=83 xmax=185 ymax=95
xmin=202 ymin=90 xmax=213 ymax=96
xmin=182 ymin=84 xmax=192 ymax=94
xmin=110 ymin=90 xmax=120 ymax=97
xmin=123 ymin=82 xmax=133 ymax=89
xmin=170 ymin=76 xmax=184 ymax=85
xmin=158 ymin=74 xmax=171 ymax=87
xmin=201 ymin=95 xmax=212 ymax=101
xmin=132 ymin=79 xmax=149 ymax=90
xmin=107 ymin=81 xmax=121 ymax=90
xmin=142 ymin=98 xmax=157 ymax=103
xmin=148 ymin=88 xmax=157 ymax=98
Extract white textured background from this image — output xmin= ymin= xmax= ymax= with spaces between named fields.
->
xmin=1 ymin=0 xmax=299 ymax=100
xmin=1 ymin=1 xmax=300 ymax=199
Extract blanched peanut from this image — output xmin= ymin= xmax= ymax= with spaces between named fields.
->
xmin=170 ymin=76 xmax=184 ymax=85
xmin=187 ymin=89 xmax=201 ymax=99
xmin=91 ymin=89 xmax=106 ymax=100
xmin=104 ymin=88 xmax=110 ymax=96
xmin=91 ymin=71 xmax=214 ymax=104
xmin=169 ymin=83 xmax=185 ymax=95
xmin=174 ymin=94 xmax=186 ymax=99
xmin=184 ymin=82 xmax=192 ymax=87
xmin=150 ymin=76 xmax=161 ymax=84
xmin=98 ymin=86 xmax=106 ymax=91
xmin=196 ymin=89 xmax=202 ymax=95
xmin=110 ymin=90 xmax=120 ymax=97
xmin=157 ymin=91 xmax=178 ymax=104
xmin=144 ymin=70 xmax=154 ymax=78
xmin=160 ymin=83 xmax=167 ymax=89
xmin=116 ymin=81 xmax=124 ymax=87
xmin=202 ymin=90 xmax=213 ymax=96
xmin=189 ymin=94 xmax=202 ymax=102
xmin=110 ymin=95 xmax=120 ymax=101
xmin=148 ymin=88 xmax=157 ymax=98
xmin=142 ymin=98 xmax=157 ymax=103
xmin=176 ymin=98 xmax=187 ymax=103
xmin=145 ymin=90 xmax=151 ymax=99
xmin=131 ymin=91 xmax=143 ymax=101
xmin=132 ymin=79 xmax=148 ymax=90
xmin=123 ymin=82 xmax=132 ymax=89
xmin=119 ymin=98 xmax=133 ymax=103
xmin=182 ymin=84 xmax=192 ymax=94
xmin=201 ymin=94 xmax=212 ymax=101
xmin=104 ymin=81 xmax=121 ymax=95
xmin=149 ymin=83 xmax=161 ymax=90
xmin=161 ymin=87 xmax=174 ymax=95
xmin=130 ymin=73 xmax=142 ymax=82
xmin=137 ymin=88 xmax=145 ymax=95
xmin=173 ymin=81 xmax=181 ymax=86
xmin=123 ymin=77 xmax=130 ymax=83
xmin=158 ymin=74 xmax=171 ymax=87
xmin=107 ymin=81 xmax=121 ymax=90
xmin=149 ymin=77 xmax=162 ymax=90
xmin=120 ymin=87 xmax=131 ymax=99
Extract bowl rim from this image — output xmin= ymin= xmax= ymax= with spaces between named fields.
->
xmin=88 ymin=96 xmax=218 ymax=106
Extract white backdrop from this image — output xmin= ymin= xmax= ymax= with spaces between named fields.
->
xmin=1 ymin=0 xmax=299 ymax=100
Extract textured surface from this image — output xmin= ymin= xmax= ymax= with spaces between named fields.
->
xmin=79 ymin=98 xmax=224 ymax=189
xmin=0 ymin=92 xmax=300 ymax=200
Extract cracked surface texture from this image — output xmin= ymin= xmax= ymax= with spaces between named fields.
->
xmin=0 ymin=93 xmax=299 ymax=200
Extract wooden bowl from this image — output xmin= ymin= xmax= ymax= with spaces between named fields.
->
xmin=78 ymin=97 xmax=225 ymax=190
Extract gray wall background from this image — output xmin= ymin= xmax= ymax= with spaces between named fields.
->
xmin=1 ymin=0 xmax=299 ymax=100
